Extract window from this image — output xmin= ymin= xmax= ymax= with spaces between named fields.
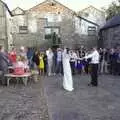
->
xmin=88 ymin=26 xmax=96 ymax=35
xmin=19 ymin=26 xmax=28 ymax=34
xmin=45 ymin=13 xmax=62 ymax=22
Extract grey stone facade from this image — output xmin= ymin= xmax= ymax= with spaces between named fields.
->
xmin=0 ymin=1 xmax=7 ymax=48
xmin=0 ymin=0 xmax=12 ymax=50
xmin=100 ymin=26 xmax=120 ymax=48
xmin=11 ymin=0 xmax=100 ymax=49
xmin=99 ymin=15 xmax=120 ymax=48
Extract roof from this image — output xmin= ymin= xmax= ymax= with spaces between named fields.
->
xmin=79 ymin=5 xmax=104 ymax=15
xmin=27 ymin=0 xmax=99 ymax=26
xmin=100 ymin=15 xmax=120 ymax=30
xmin=0 ymin=0 xmax=13 ymax=16
xmin=12 ymin=7 xmax=25 ymax=15
xmin=77 ymin=15 xmax=99 ymax=27
xmin=28 ymin=0 xmax=75 ymax=14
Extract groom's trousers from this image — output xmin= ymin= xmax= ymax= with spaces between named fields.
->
xmin=90 ymin=64 xmax=98 ymax=86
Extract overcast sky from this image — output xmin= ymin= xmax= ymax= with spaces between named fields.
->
xmin=4 ymin=0 xmax=115 ymax=11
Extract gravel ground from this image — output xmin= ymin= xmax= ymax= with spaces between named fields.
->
xmin=43 ymin=74 xmax=120 ymax=120
xmin=0 ymin=76 xmax=49 ymax=120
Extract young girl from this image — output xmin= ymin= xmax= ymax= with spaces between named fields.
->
xmin=38 ymin=52 xmax=44 ymax=75
xmin=14 ymin=56 xmax=29 ymax=75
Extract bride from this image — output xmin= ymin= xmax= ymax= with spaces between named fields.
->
xmin=62 ymin=48 xmax=74 ymax=91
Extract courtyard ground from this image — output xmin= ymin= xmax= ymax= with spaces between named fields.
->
xmin=0 ymin=74 xmax=120 ymax=120
xmin=44 ymin=74 xmax=120 ymax=120
xmin=0 ymin=77 xmax=49 ymax=120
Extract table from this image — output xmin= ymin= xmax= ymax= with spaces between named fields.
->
xmin=4 ymin=73 xmax=31 ymax=86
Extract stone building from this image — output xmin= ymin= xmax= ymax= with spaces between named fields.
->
xmin=11 ymin=0 xmax=105 ymax=49
xmin=78 ymin=5 xmax=106 ymax=27
xmin=99 ymin=15 xmax=120 ymax=48
xmin=0 ymin=0 xmax=12 ymax=50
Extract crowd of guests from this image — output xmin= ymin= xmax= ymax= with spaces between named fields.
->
xmin=99 ymin=48 xmax=120 ymax=75
xmin=0 ymin=45 xmax=120 ymax=85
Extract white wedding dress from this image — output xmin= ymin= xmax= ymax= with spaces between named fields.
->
xmin=62 ymin=49 xmax=74 ymax=91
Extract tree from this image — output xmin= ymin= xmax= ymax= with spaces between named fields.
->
xmin=105 ymin=0 xmax=120 ymax=20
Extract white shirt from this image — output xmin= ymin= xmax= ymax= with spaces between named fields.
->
xmin=69 ymin=52 xmax=77 ymax=62
xmin=47 ymin=51 xmax=53 ymax=60
xmin=57 ymin=51 xmax=62 ymax=62
xmin=85 ymin=50 xmax=100 ymax=64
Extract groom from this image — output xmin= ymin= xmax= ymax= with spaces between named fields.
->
xmin=81 ymin=47 xmax=100 ymax=87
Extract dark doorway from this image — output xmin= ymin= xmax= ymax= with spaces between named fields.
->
xmin=44 ymin=26 xmax=61 ymax=48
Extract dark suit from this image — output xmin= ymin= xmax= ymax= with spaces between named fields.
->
xmin=0 ymin=52 xmax=9 ymax=85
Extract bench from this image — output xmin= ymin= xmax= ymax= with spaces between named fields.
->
xmin=4 ymin=73 xmax=31 ymax=86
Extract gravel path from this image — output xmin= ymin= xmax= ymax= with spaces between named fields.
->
xmin=0 ymin=76 xmax=49 ymax=120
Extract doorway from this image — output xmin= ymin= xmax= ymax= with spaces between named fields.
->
xmin=44 ymin=26 xmax=62 ymax=48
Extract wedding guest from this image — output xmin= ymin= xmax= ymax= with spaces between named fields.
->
xmin=38 ymin=52 xmax=44 ymax=75
xmin=56 ymin=48 xmax=63 ymax=75
xmin=52 ymin=48 xmax=57 ymax=75
xmin=112 ymin=48 xmax=118 ymax=75
xmin=27 ymin=47 xmax=34 ymax=69
xmin=0 ymin=46 xmax=10 ymax=85
xmin=46 ymin=48 xmax=53 ymax=76
xmin=19 ymin=46 xmax=27 ymax=60
xmin=32 ymin=50 xmax=39 ymax=70
xmin=116 ymin=48 xmax=120 ymax=75
xmin=14 ymin=56 xmax=29 ymax=74
xmin=100 ymin=48 xmax=109 ymax=74
xmin=109 ymin=48 xmax=115 ymax=74
xmin=43 ymin=52 xmax=48 ymax=75
xmin=69 ymin=50 xmax=77 ymax=75
xmin=8 ymin=47 xmax=17 ymax=64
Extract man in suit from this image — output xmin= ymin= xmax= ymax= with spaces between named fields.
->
xmin=0 ymin=45 xmax=9 ymax=85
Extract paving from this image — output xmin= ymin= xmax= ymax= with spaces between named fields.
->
xmin=0 ymin=74 xmax=120 ymax=120
xmin=43 ymin=74 xmax=120 ymax=120
xmin=0 ymin=77 xmax=49 ymax=120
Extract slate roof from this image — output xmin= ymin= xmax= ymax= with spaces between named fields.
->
xmin=101 ymin=15 xmax=120 ymax=30
xmin=0 ymin=0 xmax=13 ymax=16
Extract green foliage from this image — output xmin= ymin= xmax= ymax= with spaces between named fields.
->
xmin=106 ymin=0 xmax=120 ymax=20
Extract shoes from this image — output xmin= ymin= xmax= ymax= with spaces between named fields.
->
xmin=88 ymin=83 xmax=97 ymax=87
xmin=48 ymin=73 xmax=51 ymax=76
xmin=53 ymin=73 xmax=56 ymax=76
xmin=88 ymin=83 xmax=92 ymax=86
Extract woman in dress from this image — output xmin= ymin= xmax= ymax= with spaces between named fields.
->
xmin=38 ymin=52 xmax=44 ymax=75
xmin=62 ymin=48 xmax=74 ymax=91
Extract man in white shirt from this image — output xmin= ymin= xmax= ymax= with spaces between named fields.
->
xmin=83 ymin=47 xmax=100 ymax=86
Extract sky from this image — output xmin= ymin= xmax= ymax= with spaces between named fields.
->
xmin=4 ymin=0 xmax=115 ymax=11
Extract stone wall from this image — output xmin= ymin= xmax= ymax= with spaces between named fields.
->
xmin=100 ymin=26 xmax=120 ymax=48
xmin=0 ymin=1 xmax=12 ymax=50
xmin=13 ymin=33 xmax=48 ymax=48
xmin=0 ymin=1 xmax=6 ymax=47
xmin=11 ymin=0 xmax=98 ymax=49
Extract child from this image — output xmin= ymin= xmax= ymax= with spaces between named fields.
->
xmin=14 ymin=56 xmax=29 ymax=75
xmin=38 ymin=52 xmax=44 ymax=75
